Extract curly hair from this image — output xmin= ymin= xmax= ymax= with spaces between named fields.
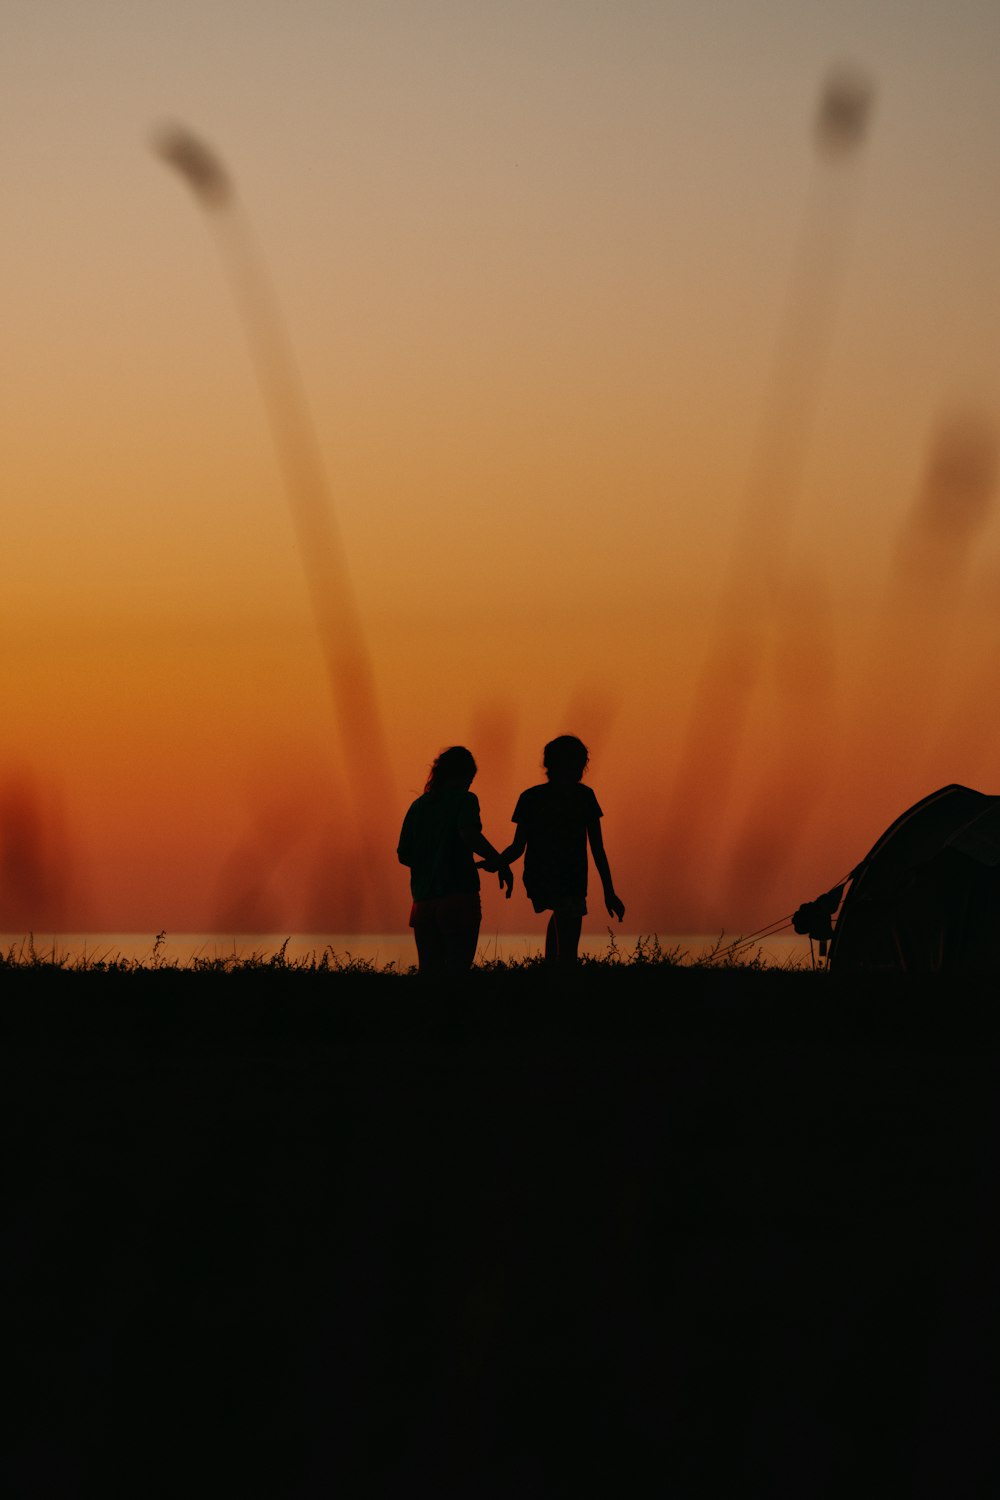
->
xmin=543 ymin=735 xmax=589 ymax=782
xmin=425 ymin=745 xmax=477 ymax=794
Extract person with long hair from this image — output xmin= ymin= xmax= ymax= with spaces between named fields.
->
xmin=499 ymin=735 xmax=625 ymax=967
xmin=397 ymin=746 xmax=511 ymax=976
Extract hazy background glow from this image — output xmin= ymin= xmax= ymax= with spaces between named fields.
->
xmin=4 ymin=0 xmax=1000 ymax=934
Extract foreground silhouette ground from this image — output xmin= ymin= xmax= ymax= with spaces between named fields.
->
xmin=5 ymin=963 xmax=999 ymax=1496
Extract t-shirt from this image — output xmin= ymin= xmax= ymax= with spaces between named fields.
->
xmin=511 ymin=782 xmax=602 ymax=902
xmin=397 ymin=787 xmax=482 ymax=901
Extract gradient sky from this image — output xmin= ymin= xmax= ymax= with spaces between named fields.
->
xmin=4 ymin=0 xmax=1000 ymax=934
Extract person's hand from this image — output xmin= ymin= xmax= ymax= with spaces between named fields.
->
xmin=475 ymin=856 xmax=498 ymax=873
xmin=605 ymin=891 xmax=625 ymax=922
xmin=498 ymin=863 xmax=513 ymax=899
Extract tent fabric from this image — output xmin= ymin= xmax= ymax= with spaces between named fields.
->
xmin=945 ymin=801 xmax=1000 ymax=867
xmin=828 ymin=785 xmax=1000 ymax=973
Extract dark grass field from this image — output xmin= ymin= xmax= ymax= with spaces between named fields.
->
xmin=5 ymin=959 xmax=1000 ymax=1496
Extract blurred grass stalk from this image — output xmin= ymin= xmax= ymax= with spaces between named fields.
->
xmin=153 ymin=125 xmax=395 ymax=921
xmin=660 ymin=65 xmax=875 ymax=926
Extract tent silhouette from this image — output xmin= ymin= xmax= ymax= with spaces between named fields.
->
xmin=795 ymin=785 xmax=1000 ymax=973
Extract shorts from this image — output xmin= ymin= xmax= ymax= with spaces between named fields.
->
xmin=526 ymin=888 xmax=587 ymax=917
xmin=409 ymin=890 xmax=482 ymax=976
xmin=409 ymin=891 xmax=482 ymax=929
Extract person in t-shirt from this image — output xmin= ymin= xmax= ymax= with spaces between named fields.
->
xmin=397 ymin=745 xmax=512 ymax=976
xmin=499 ymin=735 xmax=625 ymax=967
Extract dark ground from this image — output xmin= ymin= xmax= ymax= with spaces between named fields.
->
xmin=4 ymin=963 xmax=1000 ymax=1497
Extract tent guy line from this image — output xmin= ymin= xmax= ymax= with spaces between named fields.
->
xmin=795 ymin=786 xmax=1000 ymax=973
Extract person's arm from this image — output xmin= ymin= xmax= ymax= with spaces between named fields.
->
xmin=396 ymin=811 xmax=414 ymax=867
xmin=470 ymin=831 xmax=513 ymax=895
xmin=483 ymin=826 xmax=526 ymax=901
xmin=459 ymin=804 xmax=514 ymax=897
xmin=588 ymin=818 xmax=625 ymax=922
xmin=497 ymin=825 xmax=527 ymax=867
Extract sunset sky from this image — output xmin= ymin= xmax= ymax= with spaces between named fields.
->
xmin=4 ymin=0 xmax=1000 ymax=936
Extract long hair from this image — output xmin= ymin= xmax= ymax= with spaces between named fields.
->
xmin=543 ymin=735 xmax=589 ymax=782
xmin=425 ymin=745 xmax=477 ymax=794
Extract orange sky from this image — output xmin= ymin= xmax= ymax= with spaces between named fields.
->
xmin=4 ymin=1 xmax=1000 ymax=935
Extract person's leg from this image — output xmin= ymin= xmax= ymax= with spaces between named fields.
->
xmin=412 ymin=900 xmax=446 ymax=976
xmin=553 ymin=905 xmax=583 ymax=966
xmin=544 ymin=913 xmax=559 ymax=964
xmin=440 ymin=892 xmax=482 ymax=975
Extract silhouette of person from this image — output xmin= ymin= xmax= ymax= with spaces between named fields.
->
xmin=397 ymin=746 xmax=512 ymax=976
xmin=500 ymin=735 xmax=625 ymax=967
